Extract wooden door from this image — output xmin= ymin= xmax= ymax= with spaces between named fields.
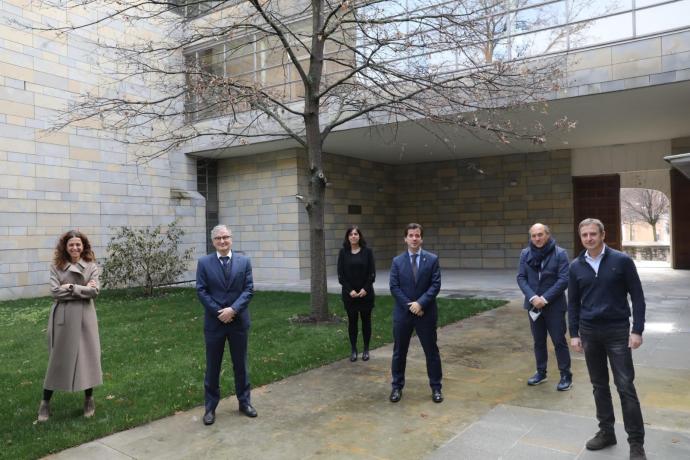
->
xmin=671 ymin=168 xmax=690 ymax=269
xmin=572 ymin=175 xmax=622 ymax=255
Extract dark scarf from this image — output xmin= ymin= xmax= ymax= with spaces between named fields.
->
xmin=527 ymin=238 xmax=556 ymax=270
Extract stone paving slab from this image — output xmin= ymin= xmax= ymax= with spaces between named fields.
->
xmin=428 ymin=404 xmax=690 ymax=460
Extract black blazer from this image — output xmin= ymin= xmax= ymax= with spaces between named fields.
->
xmin=337 ymin=246 xmax=376 ymax=306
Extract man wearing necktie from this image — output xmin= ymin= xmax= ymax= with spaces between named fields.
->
xmin=196 ymin=224 xmax=256 ymax=425
xmin=389 ymin=223 xmax=443 ymax=403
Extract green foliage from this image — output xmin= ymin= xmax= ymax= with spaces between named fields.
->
xmin=101 ymin=220 xmax=194 ymax=296
xmin=0 ymin=289 xmax=504 ymax=459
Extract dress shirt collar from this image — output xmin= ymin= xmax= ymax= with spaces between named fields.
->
xmin=585 ymin=244 xmax=606 ymax=263
xmin=216 ymin=250 xmax=232 ymax=260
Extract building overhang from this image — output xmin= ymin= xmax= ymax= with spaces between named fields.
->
xmin=665 ymin=153 xmax=690 ymax=179
xmin=190 ymin=79 xmax=690 ymax=164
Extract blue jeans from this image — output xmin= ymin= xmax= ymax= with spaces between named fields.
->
xmin=580 ymin=322 xmax=644 ymax=445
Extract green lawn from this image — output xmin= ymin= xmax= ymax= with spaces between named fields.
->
xmin=0 ymin=289 xmax=504 ymax=459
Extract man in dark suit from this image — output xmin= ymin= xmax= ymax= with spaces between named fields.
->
xmin=196 ymin=224 xmax=256 ymax=425
xmin=569 ymin=218 xmax=647 ymax=460
xmin=517 ymin=223 xmax=572 ymax=391
xmin=389 ymin=223 xmax=443 ymax=403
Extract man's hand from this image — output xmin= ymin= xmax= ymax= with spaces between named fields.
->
xmin=87 ymin=280 xmax=97 ymax=288
xmin=570 ymin=337 xmax=583 ymax=353
xmin=408 ymin=301 xmax=424 ymax=316
xmin=629 ymin=333 xmax=643 ymax=349
xmin=349 ymin=290 xmax=358 ymax=298
xmin=531 ymin=296 xmax=546 ymax=309
xmin=357 ymin=289 xmax=367 ymax=298
xmin=217 ymin=307 xmax=236 ymax=323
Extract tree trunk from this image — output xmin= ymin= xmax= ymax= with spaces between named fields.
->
xmin=304 ymin=0 xmax=329 ymax=321
xmin=307 ymin=169 xmax=329 ymax=320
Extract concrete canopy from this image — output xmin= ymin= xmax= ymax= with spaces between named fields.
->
xmin=190 ymin=79 xmax=690 ymax=164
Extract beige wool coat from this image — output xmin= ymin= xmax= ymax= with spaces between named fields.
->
xmin=43 ymin=260 xmax=103 ymax=392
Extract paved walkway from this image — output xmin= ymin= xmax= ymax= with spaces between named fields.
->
xmin=46 ymin=268 xmax=690 ymax=459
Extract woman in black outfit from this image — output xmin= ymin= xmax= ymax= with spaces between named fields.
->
xmin=337 ymin=226 xmax=376 ymax=362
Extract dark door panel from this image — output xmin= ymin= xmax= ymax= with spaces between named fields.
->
xmin=572 ymin=175 xmax=621 ymax=255
xmin=671 ymin=168 xmax=690 ymax=269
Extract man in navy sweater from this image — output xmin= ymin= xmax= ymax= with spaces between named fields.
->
xmin=568 ymin=218 xmax=646 ymax=460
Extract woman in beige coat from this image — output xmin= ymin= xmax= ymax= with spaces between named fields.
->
xmin=38 ymin=230 xmax=102 ymax=422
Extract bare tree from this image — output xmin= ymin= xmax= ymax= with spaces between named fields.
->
xmin=621 ymin=188 xmax=670 ymax=242
xmin=25 ymin=0 xmax=576 ymax=320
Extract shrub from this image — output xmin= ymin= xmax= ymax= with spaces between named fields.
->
xmin=101 ymin=220 xmax=194 ymax=295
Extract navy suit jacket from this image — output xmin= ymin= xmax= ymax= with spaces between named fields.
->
xmin=517 ymin=245 xmax=569 ymax=312
xmin=389 ymin=249 xmax=441 ymax=322
xmin=196 ymin=252 xmax=254 ymax=334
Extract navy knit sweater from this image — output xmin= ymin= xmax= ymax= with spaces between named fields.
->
xmin=568 ymin=246 xmax=646 ymax=337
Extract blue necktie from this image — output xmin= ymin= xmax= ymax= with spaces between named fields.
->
xmin=220 ymin=256 xmax=231 ymax=278
xmin=411 ymin=253 xmax=418 ymax=282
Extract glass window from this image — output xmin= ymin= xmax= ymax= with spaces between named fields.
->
xmin=226 ymin=39 xmax=255 ymax=83
xmin=636 ymin=0 xmax=673 ymax=7
xmin=636 ymin=0 xmax=690 ymax=36
xmin=513 ymin=1 xmax=566 ymax=34
xmin=567 ymin=0 xmax=632 ymax=23
xmin=200 ymin=45 xmax=225 ymax=77
xmin=575 ymin=12 xmax=633 ymax=46
xmin=512 ymin=26 xmax=568 ymax=58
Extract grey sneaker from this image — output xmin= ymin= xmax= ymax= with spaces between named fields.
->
xmin=630 ymin=443 xmax=647 ymax=460
xmin=586 ymin=430 xmax=617 ymax=450
xmin=37 ymin=400 xmax=50 ymax=422
xmin=84 ymin=396 xmax=95 ymax=418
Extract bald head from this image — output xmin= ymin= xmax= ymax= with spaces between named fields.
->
xmin=529 ymin=223 xmax=551 ymax=248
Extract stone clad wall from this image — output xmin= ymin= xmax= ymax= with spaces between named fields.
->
xmin=217 ymin=150 xmax=306 ymax=281
xmin=321 ymin=153 xmax=399 ymax=275
xmin=393 ymin=151 xmax=574 ymax=269
xmin=0 ymin=3 xmax=205 ymax=300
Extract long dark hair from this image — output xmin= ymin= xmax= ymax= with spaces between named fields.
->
xmin=53 ymin=230 xmax=95 ymax=267
xmin=342 ymin=226 xmax=367 ymax=249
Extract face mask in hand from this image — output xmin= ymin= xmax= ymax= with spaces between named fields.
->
xmin=529 ymin=307 xmax=541 ymax=322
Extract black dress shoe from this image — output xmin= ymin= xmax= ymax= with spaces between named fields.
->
xmin=432 ymin=389 xmax=443 ymax=403
xmin=203 ymin=410 xmax=215 ymax=425
xmin=239 ymin=404 xmax=258 ymax=418
xmin=350 ymin=351 xmax=358 ymax=362
xmin=389 ymin=388 xmax=402 ymax=403
xmin=362 ymin=350 xmax=370 ymax=361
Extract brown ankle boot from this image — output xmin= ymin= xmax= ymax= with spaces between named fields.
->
xmin=37 ymin=400 xmax=50 ymax=422
xmin=83 ymin=396 xmax=95 ymax=418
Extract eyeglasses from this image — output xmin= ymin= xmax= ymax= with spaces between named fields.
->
xmin=213 ymin=235 xmax=232 ymax=241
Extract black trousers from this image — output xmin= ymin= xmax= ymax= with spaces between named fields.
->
xmin=528 ymin=307 xmax=571 ymax=376
xmin=580 ymin=322 xmax=644 ymax=445
xmin=391 ymin=313 xmax=442 ymax=391
xmin=204 ymin=326 xmax=250 ymax=412
xmin=345 ymin=303 xmax=372 ymax=351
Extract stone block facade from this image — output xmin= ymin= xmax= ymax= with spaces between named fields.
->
xmin=217 ymin=149 xmax=574 ymax=279
xmin=0 ymin=2 xmax=205 ymax=300
xmin=216 ymin=150 xmax=305 ymax=282
xmin=392 ymin=151 xmax=574 ymax=269
xmin=564 ymin=30 xmax=690 ymax=97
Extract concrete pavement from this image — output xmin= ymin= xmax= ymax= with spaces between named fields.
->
xmin=46 ymin=267 xmax=690 ymax=459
